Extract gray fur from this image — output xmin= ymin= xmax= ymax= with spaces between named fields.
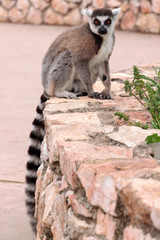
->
xmin=42 ymin=7 xmax=120 ymax=99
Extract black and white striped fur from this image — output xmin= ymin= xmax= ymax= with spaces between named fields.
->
xmin=25 ymin=92 xmax=49 ymax=234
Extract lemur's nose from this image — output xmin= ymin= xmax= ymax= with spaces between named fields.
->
xmin=98 ymin=26 xmax=107 ymax=35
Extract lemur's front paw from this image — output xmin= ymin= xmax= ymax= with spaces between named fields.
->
xmin=76 ymin=92 xmax=88 ymax=97
xmin=88 ymin=92 xmax=101 ymax=99
xmin=101 ymin=92 xmax=112 ymax=100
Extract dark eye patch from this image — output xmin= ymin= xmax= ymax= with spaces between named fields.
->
xmin=94 ymin=18 xmax=101 ymax=26
xmin=104 ymin=18 xmax=112 ymax=26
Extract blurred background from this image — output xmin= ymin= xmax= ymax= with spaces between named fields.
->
xmin=0 ymin=0 xmax=160 ymax=239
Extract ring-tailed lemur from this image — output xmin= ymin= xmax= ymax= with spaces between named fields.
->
xmin=25 ymin=7 xmax=120 ymax=234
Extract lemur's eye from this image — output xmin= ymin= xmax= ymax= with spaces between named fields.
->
xmin=104 ymin=18 xmax=112 ymax=26
xmin=94 ymin=18 xmax=100 ymax=26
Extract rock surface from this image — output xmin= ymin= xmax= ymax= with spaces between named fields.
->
xmin=35 ymin=63 xmax=160 ymax=239
xmin=0 ymin=0 xmax=160 ymax=33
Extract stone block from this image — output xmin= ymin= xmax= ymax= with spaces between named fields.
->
xmin=111 ymin=72 xmax=133 ymax=81
xmin=42 ymin=182 xmax=59 ymax=227
xmin=125 ymin=111 xmax=151 ymax=123
xmin=108 ymin=125 xmax=160 ymax=148
xmin=82 ymin=237 xmax=99 ymax=240
xmin=81 ymin=0 xmax=92 ymax=8
xmin=44 ymin=8 xmax=64 ymax=25
xmin=46 ymin=123 xmax=114 ymax=163
xmin=77 ymin=158 xmax=159 ymax=214
xmin=47 ymin=123 xmax=113 ymax=144
xmin=117 ymin=178 xmax=160 ymax=228
xmin=121 ymin=1 xmax=129 ymax=12
xmin=93 ymin=0 xmax=105 ymax=8
xmin=121 ymin=10 xmax=136 ymax=30
xmin=45 ymin=112 xmax=102 ymax=128
xmin=51 ymin=223 xmax=65 ymax=240
xmin=140 ymin=0 xmax=151 ymax=13
xmin=44 ymin=166 xmax=54 ymax=187
xmin=111 ymin=82 xmax=124 ymax=95
xmin=102 ymin=96 xmax=144 ymax=112
xmin=35 ymin=166 xmax=47 ymax=238
xmin=68 ymin=193 xmax=92 ymax=217
xmin=0 ymin=6 xmax=8 ymax=22
xmin=44 ymin=100 xmax=89 ymax=114
xmin=106 ymin=0 xmax=121 ymax=8
xmin=67 ymin=208 xmax=93 ymax=239
xmin=68 ymin=2 xmax=77 ymax=9
xmin=124 ymin=226 xmax=145 ymax=240
xmin=59 ymin=141 xmax=133 ymax=189
xmin=60 ymin=175 xmax=68 ymax=192
xmin=51 ymin=0 xmax=69 ymax=14
xmin=129 ymin=0 xmax=140 ymax=14
xmin=124 ymin=225 xmax=157 ymax=240
xmin=66 ymin=0 xmax=81 ymax=2
xmin=136 ymin=13 xmax=149 ymax=32
xmin=30 ymin=0 xmax=49 ymax=10
xmin=152 ymin=0 xmax=160 ymax=14
xmin=95 ymin=208 xmax=116 ymax=240
xmin=35 ymin=165 xmax=44 ymax=218
xmin=51 ymin=193 xmax=68 ymax=237
xmin=26 ymin=7 xmax=42 ymax=24
xmin=64 ymin=8 xmax=81 ymax=25
xmin=8 ymin=7 xmax=24 ymax=23
xmin=41 ymin=136 xmax=49 ymax=162
xmin=1 ymin=0 xmax=15 ymax=10
xmin=114 ymin=110 xmax=152 ymax=126
xmin=151 ymin=198 xmax=160 ymax=231
xmin=17 ymin=0 xmax=29 ymax=17
xmin=147 ymin=13 xmax=160 ymax=33
xmin=137 ymin=13 xmax=160 ymax=33
xmin=17 ymin=0 xmax=29 ymax=10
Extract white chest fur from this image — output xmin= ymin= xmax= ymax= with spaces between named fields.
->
xmin=89 ymin=33 xmax=113 ymax=67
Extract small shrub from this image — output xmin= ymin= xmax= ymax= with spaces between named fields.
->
xmin=124 ymin=66 xmax=160 ymax=129
xmin=116 ymin=66 xmax=160 ymax=144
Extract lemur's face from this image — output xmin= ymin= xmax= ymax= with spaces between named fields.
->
xmin=82 ymin=8 xmax=121 ymax=37
xmin=91 ymin=16 xmax=112 ymax=35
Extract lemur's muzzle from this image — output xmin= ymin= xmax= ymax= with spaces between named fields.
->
xmin=98 ymin=26 xmax=107 ymax=35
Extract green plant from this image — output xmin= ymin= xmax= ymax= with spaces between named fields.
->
xmin=145 ymin=133 xmax=160 ymax=144
xmin=114 ymin=111 xmax=148 ymax=129
xmin=124 ymin=66 xmax=160 ymax=129
xmin=114 ymin=112 xmax=129 ymax=121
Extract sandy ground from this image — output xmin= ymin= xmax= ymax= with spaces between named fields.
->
xmin=0 ymin=22 xmax=160 ymax=240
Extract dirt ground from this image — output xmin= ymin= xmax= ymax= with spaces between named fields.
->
xmin=0 ymin=23 xmax=160 ymax=240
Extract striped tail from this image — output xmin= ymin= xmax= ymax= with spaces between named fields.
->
xmin=25 ymin=92 xmax=49 ymax=234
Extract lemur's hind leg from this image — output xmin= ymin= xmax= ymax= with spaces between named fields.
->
xmin=45 ymin=50 xmax=77 ymax=99
xmin=71 ymin=79 xmax=87 ymax=96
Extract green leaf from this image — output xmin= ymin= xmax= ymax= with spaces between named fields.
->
xmin=151 ymin=120 xmax=160 ymax=129
xmin=143 ymin=124 xmax=149 ymax=130
xmin=145 ymin=133 xmax=160 ymax=144
xmin=139 ymin=75 xmax=158 ymax=86
xmin=114 ymin=112 xmax=129 ymax=121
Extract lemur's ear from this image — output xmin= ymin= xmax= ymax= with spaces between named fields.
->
xmin=112 ymin=8 xmax=121 ymax=19
xmin=81 ymin=8 xmax=93 ymax=18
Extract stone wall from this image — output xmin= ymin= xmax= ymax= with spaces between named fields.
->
xmin=0 ymin=0 xmax=160 ymax=33
xmin=35 ymin=63 xmax=160 ymax=240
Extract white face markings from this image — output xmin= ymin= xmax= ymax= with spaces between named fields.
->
xmin=81 ymin=7 xmax=121 ymax=37
xmin=93 ymin=16 xmax=112 ymax=27
xmin=89 ymin=15 xmax=114 ymax=37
